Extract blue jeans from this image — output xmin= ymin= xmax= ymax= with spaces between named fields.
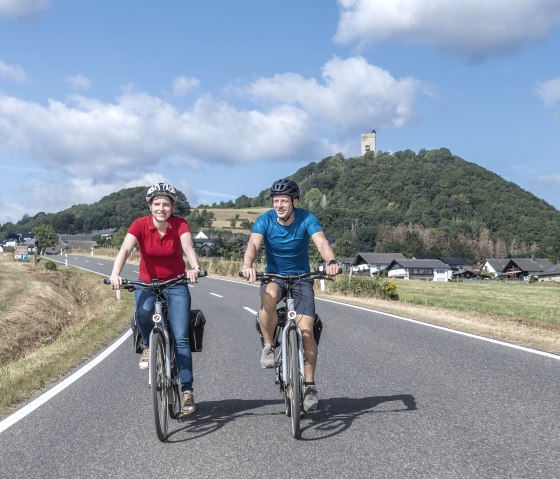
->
xmin=135 ymin=283 xmax=193 ymax=392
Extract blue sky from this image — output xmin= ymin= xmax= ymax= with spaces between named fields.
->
xmin=1 ymin=0 xmax=560 ymax=226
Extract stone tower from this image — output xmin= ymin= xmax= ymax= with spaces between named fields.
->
xmin=361 ymin=129 xmax=376 ymax=156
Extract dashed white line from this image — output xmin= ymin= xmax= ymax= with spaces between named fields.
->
xmin=210 ymin=293 xmax=223 ymax=298
xmin=244 ymin=307 xmax=257 ymax=315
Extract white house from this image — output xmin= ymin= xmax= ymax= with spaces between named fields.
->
xmin=386 ymin=259 xmax=451 ymax=281
xmin=353 ymin=252 xmax=407 ymax=275
xmin=481 ymin=259 xmax=509 ymax=277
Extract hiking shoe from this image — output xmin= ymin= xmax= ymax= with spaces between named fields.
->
xmin=138 ymin=347 xmax=149 ymax=370
xmin=303 ymin=385 xmax=319 ymax=412
xmin=260 ymin=345 xmax=276 ymax=368
xmin=181 ymin=391 xmax=196 ymax=415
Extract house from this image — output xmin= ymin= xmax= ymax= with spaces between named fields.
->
xmin=536 ymin=265 xmax=560 ymax=283
xmin=336 ymin=256 xmax=355 ymax=272
xmin=353 ymin=252 xmax=407 ymax=275
xmin=481 ymin=259 xmax=509 ymax=277
xmin=439 ymin=256 xmax=474 ymax=271
xmin=386 ymin=259 xmax=451 ymax=281
xmin=503 ymin=258 xmax=554 ymax=280
xmin=193 ymin=231 xmax=220 ymax=257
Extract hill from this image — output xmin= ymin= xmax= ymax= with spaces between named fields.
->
xmin=0 ymin=187 xmax=191 ymax=236
xmin=2 ymin=148 xmax=559 ymax=263
xmin=216 ymin=148 xmax=560 ymax=262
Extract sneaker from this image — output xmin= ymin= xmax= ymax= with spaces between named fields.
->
xmin=138 ymin=347 xmax=149 ymax=370
xmin=260 ymin=345 xmax=276 ymax=368
xmin=303 ymin=385 xmax=319 ymax=412
xmin=181 ymin=391 xmax=196 ymax=415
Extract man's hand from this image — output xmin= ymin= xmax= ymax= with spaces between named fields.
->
xmin=242 ymin=265 xmax=257 ymax=283
xmin=325 ymin=261 xmax=341 ymax=277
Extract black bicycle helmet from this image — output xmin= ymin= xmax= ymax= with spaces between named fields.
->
xmin=145 ymin=183 xmax=177 ymax=203
xmin=270 ymin=178 xmax=300 ymax=199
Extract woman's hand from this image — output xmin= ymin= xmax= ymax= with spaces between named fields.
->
xmin=186 ymin=267 xmax=200 ymax=283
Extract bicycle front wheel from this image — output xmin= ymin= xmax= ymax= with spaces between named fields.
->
xmin=150 ymin=332 xmax=169 ymax=441
xmin=288 ymin=328 xmax=301 ymax=439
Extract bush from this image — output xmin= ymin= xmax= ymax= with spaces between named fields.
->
xmin=44 ymin=261 xmax=58 ymax=271
xmin=326 ymin=274 xmax=399 ymax=300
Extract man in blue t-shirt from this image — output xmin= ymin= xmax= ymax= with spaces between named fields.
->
xmin=242 ymin=178 xmax=340 ymax=412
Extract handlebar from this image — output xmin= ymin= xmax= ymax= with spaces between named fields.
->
xmin=238 ymin=270 xmax=336 ymax=283
xmin=104 ymin=272 xmax=207 ymax=291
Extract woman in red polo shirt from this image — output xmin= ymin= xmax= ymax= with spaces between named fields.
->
xmin=109 ymin=183 xmax=201 ymax=414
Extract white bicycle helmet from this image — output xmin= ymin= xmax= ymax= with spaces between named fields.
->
xmin=145 ymin=183 xmax=177 ymax=203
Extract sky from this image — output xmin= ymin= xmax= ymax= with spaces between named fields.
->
xmin=1 ymin=0 xmax=560 ymax=226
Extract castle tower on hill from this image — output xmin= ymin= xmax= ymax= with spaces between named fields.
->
xmin=361 ymin=128 xmax=376 ymax=156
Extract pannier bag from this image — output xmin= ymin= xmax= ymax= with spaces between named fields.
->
xmin=131 ymin=309 xmax=206 ymax=353
xmin=189 ymin=309 xmax=206 ymax=352
xmin=255 ymin=307 xmax=323 ymax=347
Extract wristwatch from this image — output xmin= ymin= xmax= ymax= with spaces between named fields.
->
xmin=327 ymin=259 xmax=338 ymax=266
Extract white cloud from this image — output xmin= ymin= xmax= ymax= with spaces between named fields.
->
xmin=0 ymin=90 xmax=327 ymax=183
xmin=173 ymin=76 xmax=200 ymax=96
xmin=335 ymin=0 xmax=560 ymax=59
xmin=0 ymin=60 xmax=27 ymax=83
xmin=243 ymin=56 xmax=423 ymax=129
xmin=65 ymin=74 xmax=92 ymax=91
xmin=0 ymin=0 xmax=49 ymax=18
xmin=535 ymin=173 xmax=560 ymax=186
xmin=536 ymin=77 xmax=560 ymax=109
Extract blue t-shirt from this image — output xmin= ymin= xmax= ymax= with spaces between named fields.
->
xmin=252 ymin=208 xmax=323 ymax=274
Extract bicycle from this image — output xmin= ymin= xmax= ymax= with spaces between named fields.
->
xmin=242 ymin=270 xmax=332 ymax=439
xmin=104 ymin=272 xmax=206 ymax=441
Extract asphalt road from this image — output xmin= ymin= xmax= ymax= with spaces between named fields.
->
xmin=1 ymin=254 xmax=559 ymax=478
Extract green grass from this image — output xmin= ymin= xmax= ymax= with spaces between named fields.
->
xmin=394 ymin=280 xmax=560 ymax=325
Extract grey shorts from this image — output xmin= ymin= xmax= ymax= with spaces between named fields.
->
xmin=260 ymin=277 xmax=316 ymax=317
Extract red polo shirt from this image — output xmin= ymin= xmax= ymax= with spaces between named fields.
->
xmin=128 ymin=215 xmax=191 ymax=282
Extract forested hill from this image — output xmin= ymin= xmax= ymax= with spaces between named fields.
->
xmin=1 ymin=187 xmax=191 ymax=235
xmin=226 ymin=148 xmax=560 ymax=262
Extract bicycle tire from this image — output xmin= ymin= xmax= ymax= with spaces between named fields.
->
xmin=168 ymin=356 xmax=181 ymax=420
xmin=150 ymin=332 xmax=169 ymax=441
xmin=288 ymin=328 xmax=301 ymax=438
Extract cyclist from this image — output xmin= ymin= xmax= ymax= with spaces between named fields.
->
xmin=241 ymin=178 xmax=340 ymax=412
xmin=109 ymin=183 xmax=201 ymax=415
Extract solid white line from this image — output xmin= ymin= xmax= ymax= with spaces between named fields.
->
xmin=0 ymin=330 xmax=132 ymax=434
xmin=210 ymin=292 xmax=223 ymax=298
xmin=315 ymin=297 xmax=560 ymax=361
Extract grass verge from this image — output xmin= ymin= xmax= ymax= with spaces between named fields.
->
xmin=0 ymin=254 xmax=134 ymax=416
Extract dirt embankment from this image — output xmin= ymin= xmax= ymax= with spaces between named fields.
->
xmin=0 ymin=256 xmax=121 ymax=363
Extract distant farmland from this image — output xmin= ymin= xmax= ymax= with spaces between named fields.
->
xmin=196 ymin=207 xmax=269 ymax=232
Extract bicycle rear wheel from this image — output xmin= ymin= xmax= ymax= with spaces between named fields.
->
xmin=150 ymin=332 xmax=169 ymax=441
xmin=288 ymin=328 xmax=301 ymax=439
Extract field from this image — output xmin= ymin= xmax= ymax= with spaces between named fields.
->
xmin=196 ymin=207 xmax=269 ymax=231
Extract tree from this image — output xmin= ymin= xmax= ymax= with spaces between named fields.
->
xmin=112 ymin=226 xmax=128 ymax=249
xmin=333 ymin=238 xmax=355 ymax=257
xmin=32 ymin=224 xmax=58 ymax=264
xmin=303 ymin=188 xmax=322 ymax=210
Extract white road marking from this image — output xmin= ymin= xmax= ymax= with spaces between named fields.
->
xmin=244 ymin=307 xmax=257 ymax=315
xmin=210 ymin=293 xmax=223 ymax=298
xmin=0 ymin=330 xmax=132 ymax=434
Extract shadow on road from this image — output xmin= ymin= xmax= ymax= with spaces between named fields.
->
xmin=300 ymin=394 xmax=417 ymax=441
xmin=166 ymin=394 xmax=416 ymax=442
